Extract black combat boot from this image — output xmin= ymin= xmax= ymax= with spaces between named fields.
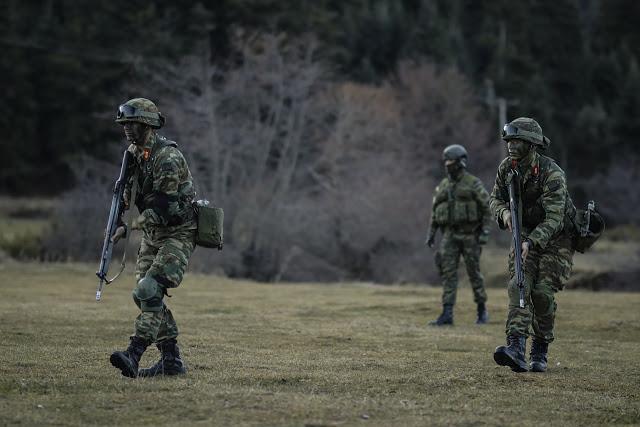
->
xmin=429 ymin=304 xmax=454 ymax=326
xmin=110 ymin=336 xmax=148 ymax=378
xmin=138 ymin=338 xmax=187 ymax=377
xmin=529 ymin=340 xmax=549 ymax=372
xmin=475 ymin=303 xmax=489 ymax=325
xmin=493 ymin=334 xmax=528 ymax=372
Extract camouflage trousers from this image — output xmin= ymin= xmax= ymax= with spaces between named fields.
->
xmin=132 ymin=226 xmax=196 ymax=344
xmin=436 ymin=231 xmax=487 ymax=306
xmin=506 ymin=234 xmax=574 ymax=343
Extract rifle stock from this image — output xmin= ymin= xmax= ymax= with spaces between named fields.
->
xmin=96 ymin=149 xmax=133 ymax=301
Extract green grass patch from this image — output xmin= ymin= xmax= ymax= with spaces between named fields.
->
xmin=602 ymin=224 xmax=640 ymax=242
xmin=0 ymin=197 xmax=56 ymax=259
xmin=0 ymin=217 xmax=49 ymax=258
xmin=0 ymin=263 xmax=638 ymax=426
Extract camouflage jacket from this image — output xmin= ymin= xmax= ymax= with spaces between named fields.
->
xmin=123 ymin=132 xmax=196 ymax=231
xmin=429 ymin=171 xmax=491 ymax=235
xmin=490 ymin=151 xmax=571 ymax=250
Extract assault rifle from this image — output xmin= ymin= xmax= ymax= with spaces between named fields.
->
xmin=96 ymin=149 xmax=136 ymax=301
xmin=507 ymin=166 xmax=525 ymax=309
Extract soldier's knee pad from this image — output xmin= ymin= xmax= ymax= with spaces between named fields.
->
xmin=132 ymin=276 xmax=164 ymax=312
xmin=133 ymin=293 xmax=142 ymax=309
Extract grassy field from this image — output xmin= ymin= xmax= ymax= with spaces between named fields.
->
xmin=0 ymin=263 xmax=638 ymax=426
xmin=0 ymin=197 xmax=54 ymax=259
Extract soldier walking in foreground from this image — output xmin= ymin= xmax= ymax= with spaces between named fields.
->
xmin=109 ymin=98 xmax=196 ymax=377
xmin=490 ymin=117 xmax=575 ymax=372
xmin=426 ymin=145 xmax=491 ymax=326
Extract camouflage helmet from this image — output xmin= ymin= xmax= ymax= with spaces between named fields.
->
xmin=442 ymin=144 xmax=468 ymax=167
xmin=501 ymin=117 xmax=550 ymax=149
xmin=115 ymin=98 xmax=165 ymax=129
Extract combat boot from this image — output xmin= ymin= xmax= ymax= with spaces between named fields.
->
xmin=429 ymin=304 xmax=454 ymax=326
xmin=475 ymin=303 xmax=489 ymax=325
xmin=529 ymin=340 xmax=549 ymax=372
xmin=110 ymin=336 xmax=148 ymax=378
xmin=493 ymin=334 xmax=528 ymax=372
xmin=138 ymin=338 xmax=187 ymax=377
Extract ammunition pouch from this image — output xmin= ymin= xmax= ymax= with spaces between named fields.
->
xmin=433 ymin=201 xmax=479 ymax=226
xmin=194 ymin=204 xmax=224 ymax=250
xmin=434 ymin=203 xmax=449 ymax=225
xmin=453 ymin=200 xmax=478 ymax=223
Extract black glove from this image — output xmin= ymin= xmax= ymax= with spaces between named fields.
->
xmin=425 ymin=234 xmax=435 ymax=248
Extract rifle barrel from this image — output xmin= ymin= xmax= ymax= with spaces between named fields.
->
xmin=508 ymin=169 xmax=526 ymax=309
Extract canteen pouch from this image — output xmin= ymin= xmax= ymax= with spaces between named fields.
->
xmin=569 ymin=201 xmax=605 ymax=253
xmin=194 ymin=205 xmax=224 ymax=250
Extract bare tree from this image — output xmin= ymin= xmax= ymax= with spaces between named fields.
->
xmin=302 ymin=62 xmax=491 ymax=283
xmin=45 ymin=35 xmax=493 ymax=284
xmin=133 ymin=32 xmax=330 ymax=279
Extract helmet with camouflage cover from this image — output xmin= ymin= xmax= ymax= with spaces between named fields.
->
xmin=442 ymin=144 xmax=468 ymax=168
xmin=501 ymin=117 xmax=550 ymax=149
xmin=115 ymin=98 xmax=165 ymax=129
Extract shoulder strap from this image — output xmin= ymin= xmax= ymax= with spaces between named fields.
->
xmin=537 ymin=155 xmax=553 ymax=177
xmin=150 ymin=135 xmax=178 ymax=161
xmin=144 ymin=135 xmax=178 ymax=177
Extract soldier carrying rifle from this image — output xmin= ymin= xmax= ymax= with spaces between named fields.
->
xmin=490 ymin=117 xmax=575 ymax=373
xmin=107 ymin=98 xmax=197 ymax=378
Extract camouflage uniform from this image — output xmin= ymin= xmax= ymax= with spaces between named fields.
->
xmin=125 ymin=131 xmax=197 ymax=344
xmin=109 ymin=98 xmax=196 ymax=378
xmin=430 ymin=171 xmax=491 ymax=306
xmin=490 ymin=117 xmax=575 ymax=373
xmin=490 ymin=150 xmax=574 ymax=343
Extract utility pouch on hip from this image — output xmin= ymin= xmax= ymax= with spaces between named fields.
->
xmin=568 ymin=200 xmax=605 ymax=253
xmin=193 ymin=200 xmax=224 ymax=250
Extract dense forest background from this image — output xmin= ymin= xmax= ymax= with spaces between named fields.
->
xmin=1 ymin=0 xmax=638 ymax=282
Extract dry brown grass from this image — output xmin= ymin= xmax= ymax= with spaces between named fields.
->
xmin=0 ymin=263 xmax=638 ymax=426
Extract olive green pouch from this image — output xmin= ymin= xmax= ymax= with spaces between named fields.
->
xmin=194 ymin=204 xmax=224 ymax=250
xmin=434 ymin=203 xmax=449 ymax=225
xmin=571 ymin=204 xmax=604 ymax=253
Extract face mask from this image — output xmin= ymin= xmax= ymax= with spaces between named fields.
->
xmin=446 ymin=162 xmax=462 ymax=175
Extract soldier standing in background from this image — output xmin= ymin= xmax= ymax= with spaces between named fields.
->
xmin=426 ymin=145 xmax=491 ymax=326
xmin=109 ymin=98 xmax=197 ymax=378
xmin=490 ymin=117 xmax=575 ymax=373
